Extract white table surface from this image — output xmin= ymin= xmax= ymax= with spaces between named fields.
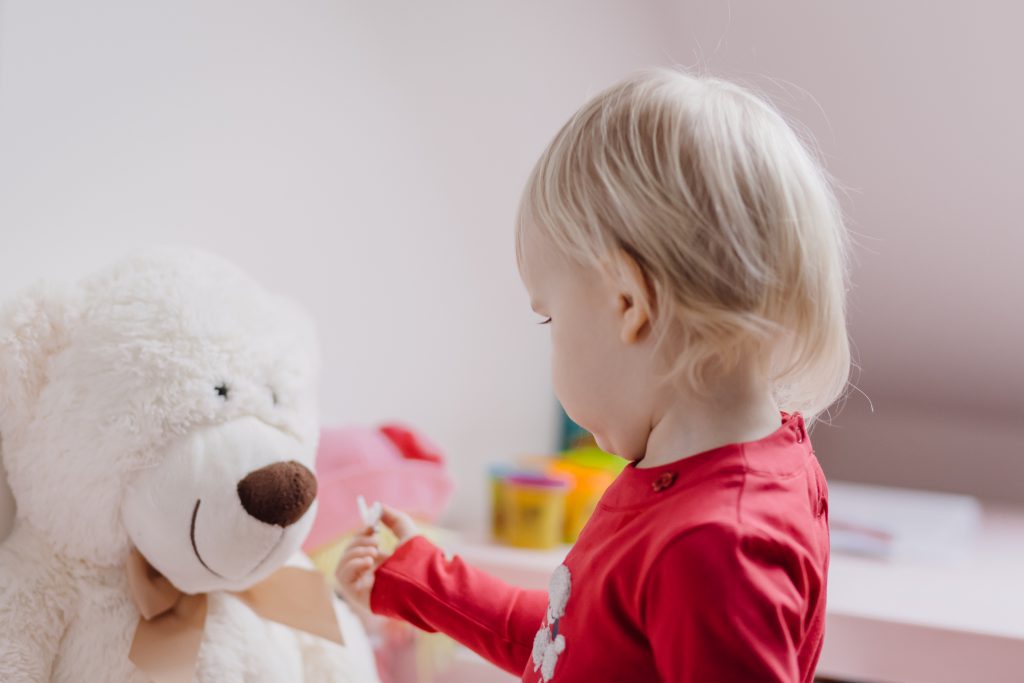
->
xmin=445 ymin=502 xmax=1024 ymax=683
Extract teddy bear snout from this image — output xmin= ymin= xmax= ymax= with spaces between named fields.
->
xmin=236 ymin=460 xmax=317 ymax=527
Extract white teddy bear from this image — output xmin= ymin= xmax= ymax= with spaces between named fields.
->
xmin=0 ymin=250 xmax=379 ymax=683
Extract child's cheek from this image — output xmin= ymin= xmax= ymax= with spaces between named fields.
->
xmin=550 ymin=322 xmax=598 ymax=435
xmin=549 ymin=328 xmax=573 ymax=409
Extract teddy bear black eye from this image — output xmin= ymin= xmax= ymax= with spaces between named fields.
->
xmin=270 ymin=388 xmax=279 ymax=405
xmin=215 ymin=384 xmax=230 ymax=399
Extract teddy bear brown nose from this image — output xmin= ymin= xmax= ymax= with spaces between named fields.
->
xmin=237 ymin=461 xmax=318 ymax=527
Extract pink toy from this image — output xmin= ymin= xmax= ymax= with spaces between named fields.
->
xmin=303 ymin=423 xmax=454 ymax=553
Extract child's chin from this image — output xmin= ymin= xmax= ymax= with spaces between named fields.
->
xmin=592 ymin=434 xmax=621 ymax=459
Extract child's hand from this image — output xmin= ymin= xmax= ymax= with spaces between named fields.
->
xmin=335 ymin=505 xmax=419 ymax=612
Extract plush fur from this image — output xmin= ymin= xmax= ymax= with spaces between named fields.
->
xmin=0 ymin=250 xmax=379 ymax=682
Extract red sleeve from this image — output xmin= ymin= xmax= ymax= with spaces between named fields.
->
xmin=642 ymin=524 xmax=805 ymax=683
xmin=370 ymin=536 xmax=548 ymax=676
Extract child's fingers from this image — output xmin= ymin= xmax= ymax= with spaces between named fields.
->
xmin=353 ymin=570 xmax=375 ymax=593
xmin=342 ymin=554 xmax=374 ymax=573
xmin=343 ymin=544 xmax=379 ymax=560
xmin=349 ymin=533 xmax=378 ymax=546
xmin=344 ymin=544 xmax=380 ymax=561
xmin=337 ymin=556 xmax=374 ymax=584
xmin=344 ymin=536 xmax=380 ymax=553
xmin=379 ymin=505 xmax=418 ymax=542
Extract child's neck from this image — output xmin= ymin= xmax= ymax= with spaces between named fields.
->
xmin=636 ymin=372 xmax=781 ymax=469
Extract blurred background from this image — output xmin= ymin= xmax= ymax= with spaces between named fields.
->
xmin=4 ymin=0 xmax=1020 ymax=527
xmin=1 ymin=2 xmax=1022 ymax=682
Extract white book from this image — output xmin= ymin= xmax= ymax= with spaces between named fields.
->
xmin=828 ymin=481 xmax=982 ymax=564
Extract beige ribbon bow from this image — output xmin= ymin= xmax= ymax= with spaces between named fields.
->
xmin=126 ymin=548 xmax=344 ymax=683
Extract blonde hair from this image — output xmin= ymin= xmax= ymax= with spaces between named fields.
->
xmin=517 ymin=68 xmax=850 ymax=419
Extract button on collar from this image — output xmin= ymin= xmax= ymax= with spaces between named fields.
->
xmin=652 ymin=472 xmax=677 ymax=492
xmin=790 ymin=412 xmax=807 ymax=443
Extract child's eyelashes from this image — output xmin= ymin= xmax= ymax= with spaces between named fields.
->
xmin=538 ymin=317 xmax=552 ymax=325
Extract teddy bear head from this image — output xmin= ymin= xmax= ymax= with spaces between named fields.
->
xmin=0 ymin=249 xmax=322 ymax=594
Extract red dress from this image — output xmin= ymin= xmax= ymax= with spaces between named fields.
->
xmin=371 ymin=413 xmax=830 ymax=682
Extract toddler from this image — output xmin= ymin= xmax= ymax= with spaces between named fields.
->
xmin=338 ymin=68 xmax=849 ymax=682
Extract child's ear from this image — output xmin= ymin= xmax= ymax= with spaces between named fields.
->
xmin=612 ymin=250 xmax=655 ymax=345
xmin=0 ymin=284 xmax=78 ymax=432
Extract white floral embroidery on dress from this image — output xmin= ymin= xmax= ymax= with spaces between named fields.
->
xmin=531 ymin=564 xmax=571 ymax=681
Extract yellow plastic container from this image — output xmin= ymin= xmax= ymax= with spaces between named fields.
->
xmin=547 ymin=461 xmax=617 ymax=543
xmin=501 ymin=474 xmax=569 ymax=549
xmin=489 ymin=466 xmax=511 ymax=542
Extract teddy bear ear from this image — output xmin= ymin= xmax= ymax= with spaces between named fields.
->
xmin=0 ymin=283 xmax=78 ymax=430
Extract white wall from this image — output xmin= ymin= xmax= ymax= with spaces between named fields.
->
xmin=0 ymin=1 xmax=672 ymax=531
xmin=5 ymin=0 xmax=1019 ymax=537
